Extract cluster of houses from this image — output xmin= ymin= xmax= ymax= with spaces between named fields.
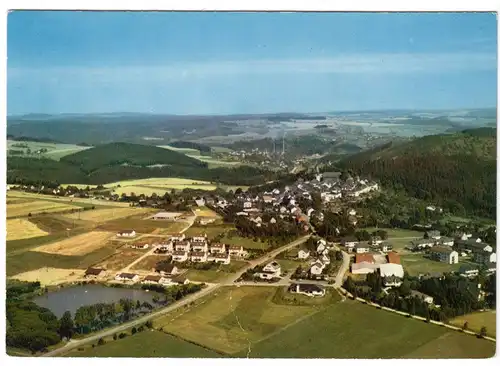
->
xmin=340 ymin=236 xmax=393 ymax=254
xmin=83 ymin=266 xmax=190 ymax=287
xmin=296 ymin=239 xmax=332 ymax=277
xmin=152 ymin=233 xmax=249 ymax=265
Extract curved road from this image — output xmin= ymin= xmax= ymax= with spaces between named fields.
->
xmin=43 ymin=234 xmax=310 ymax=357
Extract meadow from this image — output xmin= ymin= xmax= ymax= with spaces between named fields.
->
xmin=400 ymin=253 xmax=467 ymax=276
xmin=7 ymin=140 xmax=91 ymax=160
xmin=66 ymin=330 xmax=221 ymax=358
xmin=184 ymin=224 xmax=233 ymax=240
xmin=449 ymin=311 xmax=496 ymax=338
xmin=62 ymin=207 xmax=152 ymax=222
xmin=184 ymin=260 xmax=248 ymax=283
xmin=7 ymin=200 xmax=78 ymax=218
xmin=154 ymin=286 xmax=321 ymax=354
xmin=242 ymin=299 xmax=495 ymax=358
xmin=31 ymin=230 xmax=114 ymax=256
xmin=97 ymin=217 xmax=183 ymax=234
xmin=6 ymin=218 xmax=49 ymax=241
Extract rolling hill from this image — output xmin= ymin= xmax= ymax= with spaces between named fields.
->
xmin=336 ymin=128 xmax=496 ymax=218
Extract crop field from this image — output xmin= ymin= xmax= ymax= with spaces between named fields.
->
xmin=193 ymin=206 xmax=220 ymax=218
xmin=97 ymin=248 xmax=146 ymax=271
xmin=10 ymin=267 xmax=85 ymax=286
xmin=62 ymin=207 xmax=154 ymax=222
xmin=363 ymin=227 xmax=424 ymax=239
xmin=97 ymin=217 xmax=179 ymax=234
xmin=67 ymin=330 xmax=221 ymax=358
xmin=6 ymin=140 xmax=91 ymax=160
xmin=154 ymin=286 xmax=318 ymax=354
xmin=6 ymin=218 xmax=49 ymax=241
xmin=242 ymin=299 xmax=495 ymax=358
xmin=400 ymin=253 xmax=465 ymax=276
xmin=30 ymin=231 xmax=114 ymax=256
xmin=7 ymin=200 xmax=79 ymax=218
xmin=272 ymin=287 xmax=341 ymax=307
xmin=131 ymin=255 xmax=166 ymax=271
xmin=449 ymin=311 xmax=496 ymax=338
xmin=223 ymin=235 xmax=270 ymax=250
xmin=7 ymin=190 xmax=131 ymax=208
xmin=184 ymin=261 xmax=248 ymax=282
xmin=184 ymin=224 xmax=233 ymax=239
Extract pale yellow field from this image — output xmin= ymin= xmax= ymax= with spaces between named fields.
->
xmin=194 ymin=206 xmax=220 ymax=218
xmin=7 ymin=191 xmax=131 ymax=207
xmin=7 ymin=219 xmax=49 ymax=241
xmin=10 ymin=267 xmax=85 ymax=286
xmin=31 ymin=231 xmax=114 ymax=256
xmin=7 ymin=200 xmax=77 ymax=218
xmin=62 ymin=207 xmax=153 ymax=222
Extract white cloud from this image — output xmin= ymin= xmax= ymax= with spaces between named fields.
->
xmin=8 ymin=52 xmax=496 ymax=83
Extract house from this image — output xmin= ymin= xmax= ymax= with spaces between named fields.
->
xmin=386 ymin=252 xmax=401 ymax=265
xmin=486 ymin=262 xmax=497 ymax=275
xmin=438 ymin=237 xmax=454 ymax=246
xmin=381 ymin=243 xmax=393 ymax=253
xmin=355 ymin=253 xmax=375 ymax=264
xmin=379 ymin=263 xmax=404 ymax=287
xmin=307 ymin=208 xmax=315 ymax=217
xmin=84 ymin=267 xmax=106 ymax=279
xmin=351 ymin=262 xmax=379 ymax=275
xmin=355 ymin=242 xmax=370 ymax=254
xmin=310 ymin=260 xmax=326 ymax=275
xmin=316 ymin=239 xmax=327 ymax=253
xmin=410 ymin=238 xmax=435 ymax=250
xmin=116 ymin=230 xmax=136 ymax=238
xmin=371 ymin=236 xmax=383 ymax=246
xmin=263 ymin=195 xmax=274 ymax=204
xmin=200 ymin=218 xmax=216 ymax=225
xmin=429 ymin=246 xmax=459 ymax=264
xmin=454 ymin=238 xmax=487 ymax=253
xmin=213 ymin=252 xmax=231 ymax=265
xmin=142 ymin=275 xmax=171 ymax=286
xmin=172 ymin=250 xmax=189 ymax=262
xmin=169 ymin=233 xmax=186 ymax=242
xmin=410 ymin=290 xmax=434 ymax=304
xmin=210 ymin=243 xmax=226 ymax=254
xmin=175 ymin=241 xmax=191 ymax=252
xmin=297 ymin=249 xmax=310 ymax=260
xmin=473 ymin=251 xmax=496 ymax=265
xmin=115 ymin=273 xmax=139 ymax=282
xmin=425 ymin=230 xmax=441 ymax=240
xmin=191 ymin=242 xmax=208 ymax=253
xmin=341 ymin=237 xmax=358 ymax=248
xmin=459 ymin=264 xmax=479 ymax=278
xmin=321 ymin=254 xmax=331 ymax=265
xmin=190 ymin=251 xmax=208 ymax=263
xmin=191 ymin=235 xmax=208 ymax=243
xmin=348 ymin=209 xmax=357 ymax=216
xmin=155 ymin=241 xmax=173 ymax=252
xmin=195 ymin=198 xmax=206 ymax=206
xmin=256 ymin=261 xmax=282 ymax=279
xmin=155 ymin=263 xmax=179 ymax=276
xmin=289 ymin=283 xmax=326 ymax=297
xmin=130 ymin=243 xmax=149 ymax=250
xmin=243 ymin=201 xmax=253 ymax=209
xmin=228 ymin=245 xmax=249 ymax=258
xmin=171 ymin=276 xmax=190 ymax=285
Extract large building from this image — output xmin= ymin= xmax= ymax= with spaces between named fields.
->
xmin=429 ymin=246 xmax=459 ymax=264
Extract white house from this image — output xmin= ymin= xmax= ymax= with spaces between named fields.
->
xmin=257 ymin=261 xmax=281 ymax=279
xmin=195 ymin=198 xmax=206 ymax=207
xmin=228 ymin=245 xmax=249 ymax=258
xmin=297 ymin=249 xmax=310 ymax=260
xmin=155 ymin=241 xmax=174 ymax=252
xmin=439 ymin=237 xmax=454 ymax=246
xmin=116 ymin=230 xmax=136 ymax=238
xmin=172 ymin=250 xmax=189 ymax=262
xmin=316 ymin=240 xmax=327 ymax=254
xmin=210 ymin=243 xmax=226 ymax=254
xmin=169 ymin=233 xmax=186 ymax=242
xmin=191 ymin=235 xmax=208 ymax=243
xmin=115 ymin=273 xmax=139 ymax=283
xmin=190 ymin=251 xmax=208 ymax=263
xmin=142 ymin=275 xmax=171 ymax=286
xmin=379 ymin=263 xmax=404 ymax=287
xmin=191 ymin=242 xmax=208 ymax=253
xmin=411 ymin=290 xmax=434 ymax=304
xmin=355 ymin=242 xmax=370 ymax=254
xmin=130 ymin=243 xmax=149 ymax=250
xmin=289 ymin=283 xmax=326 ymax=297
xmin=307 ymin=208 xmax=315 ymax=217
xmin=371 ymin=236 xmax=383 ymax=246
xmin=243 ymin=201 xmax=253 ymax=209
xmin=310 ymin=260 xmax=326 ymax=276
xmin=175 ymin=241 xmax=191 ymax=252
xmin=410 ymin=238 xmax=435 ymax=250
xmin=381 ymin=243 xmax=393 ymax=253
xmin=213 ymin=252 xmax=231 ymax=265
xmin=321 ymin=254 xmax=331 ymax=265
xmin=348 ymin=209 xmax=357 ymax=216
xmin=429 ymin=246 xmax=459 ymax=264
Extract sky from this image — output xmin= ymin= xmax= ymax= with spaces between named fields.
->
xmin=7 ymin=11 xmax=498 ymax=115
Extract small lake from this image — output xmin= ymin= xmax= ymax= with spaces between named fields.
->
xmin=34 ymin=284 xmax=156 ymax=318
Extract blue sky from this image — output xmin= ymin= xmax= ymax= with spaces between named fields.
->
xmin=7 ymin=12 xmax=497 ymax=115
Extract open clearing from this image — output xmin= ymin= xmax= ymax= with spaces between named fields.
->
xmin=97 ymin=248 xmax=145 ymax=270
xmin=363 ymin=227 xmax=423 ymax=239
xmin=193 ymin=206 xmax=220 ymax=218
xmin=184 ymin=261 xmax=248 ymax=283
xmin=223 ymin=235 xmax=270 ymax=250
xmin=154 ymin=286 xmax=322 ymax=354
xmin=7 ymin=190 xmax=131 ymax=207
xmin=242 ymin=299 xmax=495 ymax=358
xmin=6 ymin=218 xmax=49 ymax=241
xmin=400 ymin=253 xmax=465 ymax=276
xmin=131 ymin=255 xmax=166 ymax=271
xmin=10 ymin=267 xmax=85 ymax=286
xmin=184 ymin=224 xmax=233 ymax=239
xmin=450 ymin=311 xmax=496 ymax=338
xmin=97 ymin=217 xmax=180 ymax=234
xmin=7 ymin=200 xmax=78 ymax=218
xmin=67 ymin=330 xmax=221 ymax=358
xmin=31 ymin=231 xmax=114 ymax=256
xmin=62 ymin=207 xmax=154 ymax=222
xmin=6 ymin=140 xmax=90 ymax=160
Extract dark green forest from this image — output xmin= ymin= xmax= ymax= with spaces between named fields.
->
xmin=167 ymin=140 xmax=211 ymax=154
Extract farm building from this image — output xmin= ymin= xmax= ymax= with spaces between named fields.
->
xmin=151 ymin=212 xmax=182 ymax=221
xmin=289 ymin=283 xmax=326 ymax=297
xmin=351 ymin=262 xmax=379 ymax=275
xmin=355 ymin=253 xmax=375 ymax=264
xmin=386 ymin=252 xmax=401 ymax=264
xmin=116 ymin=230 xmax=136 ymax=238
xmin=84 ymin=267 xmax=106 ymax=279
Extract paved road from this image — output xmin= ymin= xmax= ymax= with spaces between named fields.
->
xmin=43 ymin=234 xmax=310 ymax=357
xmin=333 ymin=248 xmax=350 ymax=288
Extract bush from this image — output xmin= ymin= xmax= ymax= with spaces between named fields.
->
xmin=118 ymin=333 xmax=127 ymax=339
xmin=97 ymin=338 xmax=105 ymax=346
xmin=131 ymin=327 xmax=137 ymax=335
xmin=145 ymin=320 xmax=153 ymax=328
xmin=113 ymin=333 xmax=117 ymax=340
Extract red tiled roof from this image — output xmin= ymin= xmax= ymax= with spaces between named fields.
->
xmin=387 ymin=251 xmax=401 ymax=264
xmin=355 ymin=253 xmax=375 ymax=264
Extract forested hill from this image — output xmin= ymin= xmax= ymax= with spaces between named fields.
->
xmin=7 ymin=142 xmax=282 ymax=186
xmin=337 ymin=128 xmax=497 ymax=218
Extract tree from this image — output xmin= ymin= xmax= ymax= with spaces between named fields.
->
xmin=131 ymin=327 xmax=137 ymax=335
xmin=463 ymin=321 xmax=469 ymax=331
xmin=58 ymin=311 xmax=74 ymax=340
xmin=479 ymin=326 xmax=487 ymax=338
xmin=113 ymin=333 xmax=117 ymax=341
xmin=97 ymin=338 xmax=105 ymax=346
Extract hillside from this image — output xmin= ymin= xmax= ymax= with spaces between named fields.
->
xmin=337 ymin=128 xmax=497 ymax=218
xmin=60 ymin=142 xmax=206 ymax=172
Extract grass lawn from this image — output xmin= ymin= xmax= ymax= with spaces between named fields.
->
xmin=223 ymin=235 xmax=270 ymax=250
xmin=275 ymin=259 xmax=300 ymax=273
xmin=97 ymin=217 xmax=179 ymax=234
xmin=450 ymin=311 xmax=496 ymax=338
xmin=272 ymin=287 xmax=342 ymax=308
xmin=400 ymin=254 xmax=466 ymax=276
xmin=66 ymin=330 xmax=222 ymax=358
xmin=184 ymin=224 xmax=233 ymax=240
xmin=364 ymin=227 xmax=423 ymax=239
xmin=242 ymin=299 xmax=495 ymax=358
xmin=185 ymin=261 xmax=248 ymax=283
xmin=154 ymin=286 xmax=319 ymax=354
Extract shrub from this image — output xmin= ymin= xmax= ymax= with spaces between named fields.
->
xmin=97 ymin=338 xmax=105 ymax=346
xmin=131 ymin=327 xmax=137 ymax=335
xmin=113 ymin=333 xmax=117 ymax=340
xmin=118 ymin=333 xmax=127 ymax=339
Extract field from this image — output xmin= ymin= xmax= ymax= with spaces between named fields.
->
xmin=7 ymin=190 xmax=131 ymax=208
xmin=242 ymin=299 xmax=495 ymax=358
xmin=154 ymin=286 xmax=321 ymax=354
xmin=6 ymin=218 xmax=49 ymax=241
xmin=97 ymin=217 xmax=182 ymax=234
xmin=223 ymin=235 xmax=270 ymax=250
xmin=130 ymin=255 xmax=166 ymax=271
xmin=275 ymin=259 xmax=301 ymax=273
xmin=184 ymin=224 xmax=233 ymax=240
xmin=450 ymin=311 xmax=496 ymax=338
xmin=400 ymin=253 xmax=465 ymax=276
xmin=184 ymin=261 xmax=248 ymax=282
xmin=193 ymin=206 xmax=220 ymax=218
xmin=7 ymin=200 xmax=79 ymax=218
xmin=6 ymin=140 xmax=91 ymax=160
xmin=10 ymin=267 xmax=85 ymax=286
xmin=30 ymin=231 xmax=114 ymax=256
xmin=62 ymin=207 xmax=152 ymax=222
xmin=97 ymin=248 xmax=146 ymax=271
xmin=66 ymin=330 xmax=221 ymax=358
xmin=363 ymin=227 xmax=424 ymax=239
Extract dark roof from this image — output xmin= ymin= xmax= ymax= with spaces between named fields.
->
xmin=143 ymin=275 xmax=162 ymax=282
xmin=85 ymin=268 xmax=104 ymax=276
xmin=430 ymin=246 xmax=454 ymax=254
xmin=155 ymin=262 xmax=176 ymax=273
xmin=289 ymin=283 xmax=324 ymax=293
xmin=118 ymin=273 xmax=137 ymax=279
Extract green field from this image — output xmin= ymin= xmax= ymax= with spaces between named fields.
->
xmin=450 ymin=311 xmax=496 ymax=338
xmin=223 ymin=235 xmax=270 ymax=250
xmin=67 ymin=330 xmax=222 ymax=358
xmin=400 ymin=253 xmax=467 ymax=276
xmin=184 ymin=224 xmax=233 ymax=240
xmin=242 ymin=299 xmax=495 ymax=358
xmin=154 ymin=286 xmax=322 ymax=354
xmin=364 ymin=227 xmax=424 ymax=239
xmin=185 ymin=261 xmax=248 ymax=282
xmin=275 ymin=259 xmax=301 ymax=273
xmin=7 ymin=140 xmax=91 ymax=160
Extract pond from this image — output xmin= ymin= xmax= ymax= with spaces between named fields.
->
xmin=34 ymin=284 xmax=156 ymax=318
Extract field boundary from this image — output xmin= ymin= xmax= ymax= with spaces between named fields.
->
xmin=156 ymin=329 xmax=229 ymax=357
